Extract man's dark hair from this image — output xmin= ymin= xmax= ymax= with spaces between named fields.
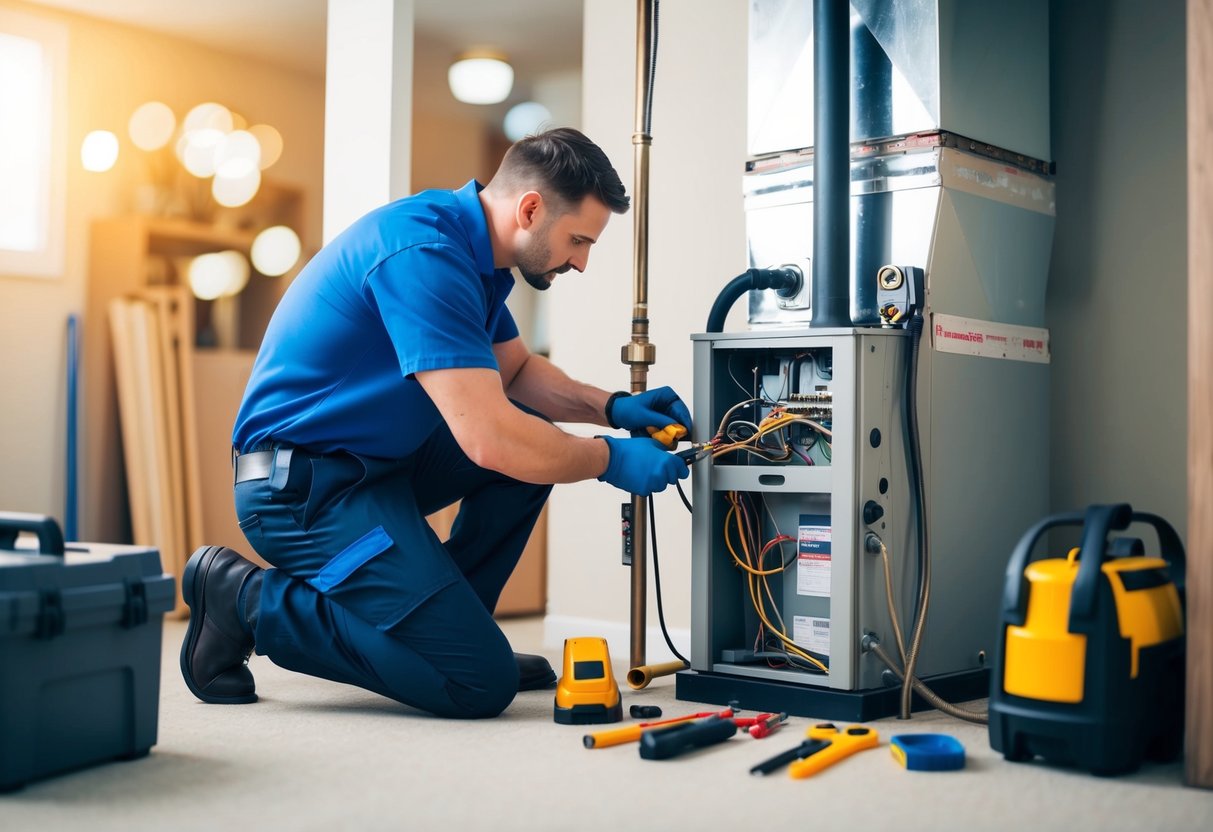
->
xmin=497 ymin=127 xmax=630 ymax=215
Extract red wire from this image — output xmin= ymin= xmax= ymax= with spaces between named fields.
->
xmin=761 ymin=534 xmax=795 ymax=559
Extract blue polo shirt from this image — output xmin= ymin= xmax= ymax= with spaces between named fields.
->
xmin=232 ymin=180 xmax=518 ymax=458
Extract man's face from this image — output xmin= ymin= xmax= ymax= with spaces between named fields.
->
xmin=516 ymin=195 xmax=612 ymax=291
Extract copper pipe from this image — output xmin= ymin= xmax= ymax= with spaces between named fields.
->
xmin=624 ymin=1 xmax=683 ymax=690
xmin=626 ymin=660 xmax=687 ymax=690
xmin=626 ymin=0 xmax=657 ymax=673
xmin=628 ymin=492 xmax=648 ymax=672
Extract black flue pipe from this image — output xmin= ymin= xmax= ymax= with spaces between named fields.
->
xmin=851 ymin=17 xmax=893 ymax=325
xmin=811 ymin=0 xmax=852 ymax=328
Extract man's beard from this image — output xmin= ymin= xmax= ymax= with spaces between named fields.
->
xmin=516 ymin=230 xmax=555 ymax=291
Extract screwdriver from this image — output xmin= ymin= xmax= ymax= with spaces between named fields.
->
xmin=675 ymin=444 xmax=714 ymax=464
xmin=583 ymin=708 xmax=734 ymax=749
xmin=639 ymin=715 xmax=737 ymax=760
xmin=787 ymin=724 xmax=880 ymax=778
xmin=749 ymin=738 xmax=830 ymax=776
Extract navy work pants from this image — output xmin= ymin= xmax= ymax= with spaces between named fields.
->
xmin=233 ymin=415 xmax=552 ymax=719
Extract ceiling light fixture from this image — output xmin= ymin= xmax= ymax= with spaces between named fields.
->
xmin=448 ymin=51 xmax=514 ymax=105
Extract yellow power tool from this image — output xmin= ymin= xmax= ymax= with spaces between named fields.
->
xmin=553 ymin=637 xmax=622 ymax=725
xmin=988 ymin=503 xmax=1185 ymax=775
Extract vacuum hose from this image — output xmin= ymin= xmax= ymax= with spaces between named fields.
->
xmin=704 ymin=267 xmax=803 ymax=333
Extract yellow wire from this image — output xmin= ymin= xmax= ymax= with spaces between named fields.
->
xmin=724 ymin=504 xmax=784 ymax=576
xmin=709 ymin=409 xmax=834 ymax=674
xmin=746 ymin=570 xmax=829 ymax=672
xmin=714 ymin=397 xmax=764 ymax=440
xmin=711 ymin=410 xmax=833 ymax=460
xmin=726 ymin=491 xmax=828 ymax=674
xmin=758 ymin=545 xmax=789 ymax=639
xmin=758 ymin=501 xmax=792 ymax=635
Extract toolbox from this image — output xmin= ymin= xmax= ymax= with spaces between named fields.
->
xmin=0 ymin=512 xmax=175 ymax=791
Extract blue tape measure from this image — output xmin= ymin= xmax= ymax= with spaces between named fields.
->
xmin=890 ymin=734 xmax=965 ymax=771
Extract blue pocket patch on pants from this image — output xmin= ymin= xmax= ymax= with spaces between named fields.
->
xmin=309 ymin=525 xmax=394 ymax=593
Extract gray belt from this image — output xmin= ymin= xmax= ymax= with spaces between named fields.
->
xmin=233 ymin=450 xmax=275 ymax=484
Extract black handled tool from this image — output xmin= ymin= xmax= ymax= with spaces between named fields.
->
xmin=639 ymin=715 xmax=737 ymax=760
xmin=676 ymin=444 xmax=713 ymax=464
xmin=749 ymin=738 xmax=830 ymax=776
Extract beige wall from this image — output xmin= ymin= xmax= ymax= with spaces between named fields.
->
xmin=411 ymin=112 xmax=493 ymax=193
xmin=544 ymin=0 xmax=747 ymax=653
xmin=411 ymin=33 xmax=494 ymax=191
xmin=0 ymin=0 xmax=324 ymax=531
xmin=1047 ymin=0 xmax=1187 ymax=533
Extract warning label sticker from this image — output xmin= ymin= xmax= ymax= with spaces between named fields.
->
xmin=793 ymin=616 xmax=831 ymax=657
xmin=797 ymin=514 xmax=831 ymax=597
xmin=931 ymin=313 xmax=1050 ymax=364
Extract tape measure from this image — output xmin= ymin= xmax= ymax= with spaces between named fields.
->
xmin=890 ymin=734 xmax=965 ymax=771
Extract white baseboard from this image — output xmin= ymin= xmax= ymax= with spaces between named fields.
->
xmin=543 ymin=614 xmax=690 ymax=666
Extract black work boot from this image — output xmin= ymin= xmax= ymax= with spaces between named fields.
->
xmin=514 ymin=652 xmax=556 ymax=691
xmin=180 ymin=545 xmax=263 ymax=704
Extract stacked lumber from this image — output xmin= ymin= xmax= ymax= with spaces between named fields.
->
xmin=108 ymin=287 xmax=204 ymax=617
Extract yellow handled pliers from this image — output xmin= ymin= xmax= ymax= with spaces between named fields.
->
xmin=646 ymin=423 xmax=688 ymax=448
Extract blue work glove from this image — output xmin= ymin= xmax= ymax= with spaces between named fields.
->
xmin=597 ymin=436 xmax=690 ymax=496
xmin=605 ymin=387 xmax=694 ymax=438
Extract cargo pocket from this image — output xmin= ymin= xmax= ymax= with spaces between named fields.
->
xmin=308 ymin=525 xmax=393 ymax=593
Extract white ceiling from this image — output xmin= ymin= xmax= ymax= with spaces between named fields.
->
xmin=23 ymin=0 xmax=583 ymax=80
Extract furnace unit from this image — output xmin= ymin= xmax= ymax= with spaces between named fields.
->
xmin=678 ymin=0 xmax=1056 ymax=720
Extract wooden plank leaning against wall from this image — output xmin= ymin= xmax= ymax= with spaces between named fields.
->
xmin=1188 ymin=0 xmax=1213 ymax=791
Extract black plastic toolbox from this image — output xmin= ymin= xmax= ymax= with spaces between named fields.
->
xmin=0 ymin=512 xmax=175 ymax=792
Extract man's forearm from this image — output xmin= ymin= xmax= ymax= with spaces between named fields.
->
xmin=417 ymin=365 xmax=611 ymax=484
xmin=485 ymin=414 xmax=612 ymax=485
xmin=505 ymin=353 xmax=612 ymax=426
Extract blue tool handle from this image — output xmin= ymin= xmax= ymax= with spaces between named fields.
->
xmin=66 ymin=313 xmax=79 ymax=541
xmin=0 ymin=512 xmax=66 ymax=556
xmin=639 ymin=715 xmax=737 ymax=760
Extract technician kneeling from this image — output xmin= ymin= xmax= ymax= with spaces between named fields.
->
xmin=179 ymin=128 xmax=690 ymax=718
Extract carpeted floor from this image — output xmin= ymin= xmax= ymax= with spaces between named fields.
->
xmin=2 ymin=617 xmax=1211 ymax=831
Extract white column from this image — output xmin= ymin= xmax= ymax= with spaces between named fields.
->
xmin=323 ymin=0 xmax=413 ymax=244
xmin=543 ymin=0 xmax=747 ymax=654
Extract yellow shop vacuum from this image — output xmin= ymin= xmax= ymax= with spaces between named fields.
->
xmin=989 ymin=503 xmax=1186 ymax=775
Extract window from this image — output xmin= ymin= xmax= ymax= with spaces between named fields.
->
xmin=0 ymin=9 xmax=66 ymax=279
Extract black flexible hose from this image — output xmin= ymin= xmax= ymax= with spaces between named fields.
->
xmin=900 ymin=311 xmax=929 ymax=719
xmin=644 ymin=2 xmax=659 ymax=134
xmin=705 ymin=268 xmax=802 ymax=333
